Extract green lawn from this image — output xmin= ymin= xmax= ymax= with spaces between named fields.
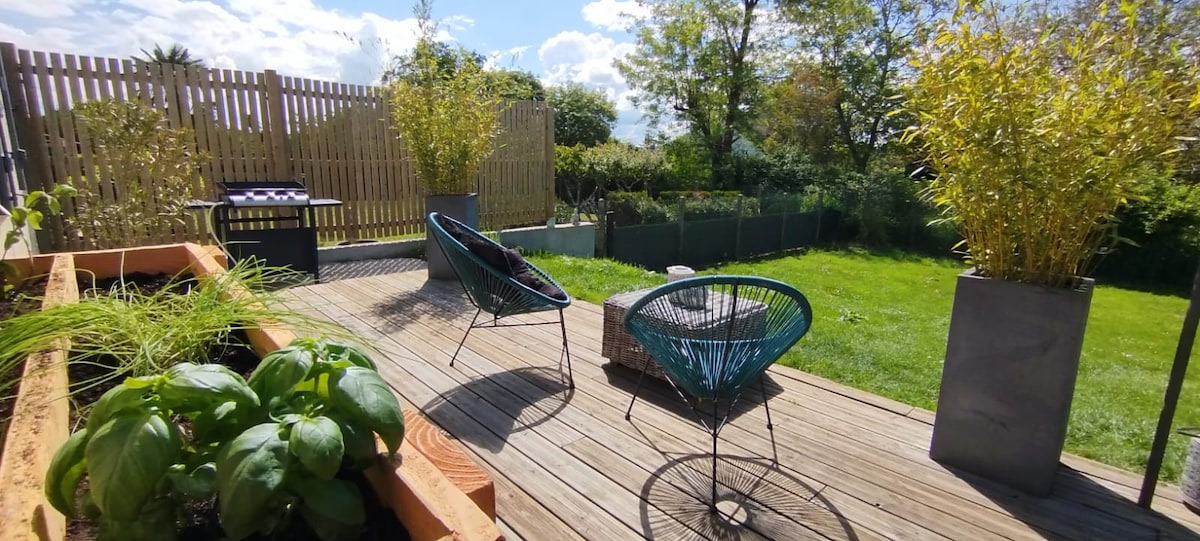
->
xmin=527 ymin=249 xmax=1199 ymax=482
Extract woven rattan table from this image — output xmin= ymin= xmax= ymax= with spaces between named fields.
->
xmin=601 ymin=287 xmax=768 ymax=382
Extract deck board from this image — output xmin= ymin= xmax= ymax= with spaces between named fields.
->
xmin=286 ymin=270 xmax=1200 ymax=540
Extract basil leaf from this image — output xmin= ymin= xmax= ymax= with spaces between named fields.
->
xmin=336 ymin=418 xmax=378 ymax=468
xmin=216 ymin=423 xmax=289 ymax=541
xmin=322 ymin=342 xmax=376 ymax=371
xmin=165 ymin=462 xmax=216 ymax=497
xmin=45 ymin=428 xmax=90 ymax=517
xmin=85 ymin=411 xmax=180 ymax=520
xmin=159 ymin=363 xmax=259 ymax=411
xmin=86 ymin=384 xmax=147 ymax=434
xmin=294 ymin=477 xmax=365 ymax=526
xmin=191 ymin=400 xmax=252 ymax=445
xmin=248 ymin=346 xmax=316 ymax=402
xmin=289 ymin=416 xmax=344 ymax=480
xmin=328 ymin=367 xmax=404 ymax=455
xmin=299 ymin=502 xmax=361 ymax=541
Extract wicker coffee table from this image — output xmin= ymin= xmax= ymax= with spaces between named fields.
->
xmin=601 ymin=287 xmax=768 ymax=383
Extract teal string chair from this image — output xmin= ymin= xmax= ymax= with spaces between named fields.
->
xmin=426 ymin=212 xmax=574 ymax=388
xmin=622 ymin=275 xmax=812 ymax=511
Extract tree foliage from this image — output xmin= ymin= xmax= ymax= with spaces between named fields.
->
xmin=776 ymin=0 xmax=946 ymax=173
xmin=136 ymin=44 xmax=203 ymax=67
xmin=904 ymin=0 xmax=1199 ymax=286
xmin=382 ymin=41 xmax=544 ymax=100
xmin=547 ymin=83 xmax=617 ymax=147
xmin=616 ymin=0 xmax=768 ymax=184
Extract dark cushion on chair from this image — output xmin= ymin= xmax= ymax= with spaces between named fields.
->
xmin=503 ymin=247 xmax=568 ymax=301
xmin=436 ymin=214 xmax=511 ymax=274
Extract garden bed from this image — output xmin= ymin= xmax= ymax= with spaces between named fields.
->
xmin=0 ymin=274 xmax=52 ymax=456
xmin=0 ymin=244 xmax=501 ymax=541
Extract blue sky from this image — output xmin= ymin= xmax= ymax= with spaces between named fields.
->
xmin=0 ymin=0 xmax=650 ymax=140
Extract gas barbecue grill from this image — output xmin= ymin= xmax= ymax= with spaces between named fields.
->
xmin=189 ymin=181 xmax=341 ymax=281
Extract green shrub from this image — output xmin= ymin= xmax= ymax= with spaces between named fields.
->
xmin=606 ymin=192 xmax=671 ymax=225
xmin=656 ymin=190 xmax=742 ymax=201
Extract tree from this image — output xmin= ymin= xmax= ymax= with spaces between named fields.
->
xmin=778 ymin=0 xmax=947 ymax=173
xmin=382 ymin=41 xmax=484 ymax=85
xmin=383 ymin=44 xmax=545 ymax=100
xmin=616 ymin=0 xmax=767 ymax=185
xmin=136 ymin=43 xmax=204 ymax=67
xmin=760 ymin=61 xmax=840 ymax=165
xmin=547 ymin=83 xmax=617 ymax=147
xmin=485 ymin=69 xmax=546 ymax=101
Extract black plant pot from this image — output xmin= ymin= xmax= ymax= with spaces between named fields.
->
xmin=425 ymin=194 xmax=479 ymax=280
xmin=930 ymin=270 xmax=1094 ymax=496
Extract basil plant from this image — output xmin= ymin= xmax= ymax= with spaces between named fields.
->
xmin=45 ymin=338 xmax=405 ymax=541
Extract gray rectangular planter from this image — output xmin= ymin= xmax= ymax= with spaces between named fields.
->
xmin=425 ymin=194 xmax=479 ymax=280
xmin=930 ymin=270 xmax=1094 ymax=496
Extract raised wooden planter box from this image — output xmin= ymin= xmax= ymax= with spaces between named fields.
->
xmin=0 ymin=243 xmax=501 ymax=541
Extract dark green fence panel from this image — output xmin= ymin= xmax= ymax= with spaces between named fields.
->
xmin=783 ymin=211 xmax=821 ymax=249
xmin=609 ymin=222 xmax=680 ymax=272
xmin=681 ymin=218 xmax=738 ymax=267
xmin=739 ymin=214 xmax=784 ymax=257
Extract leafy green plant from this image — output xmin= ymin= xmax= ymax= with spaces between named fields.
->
xmin=388 ymin=0 xmax=503 ymax=195
xmin=73 ymin=98 xmax=208 ymax=249
xmin=1 ymin=184 xmax=76 ymax=296
xmin=45 ymin=338 xmax=403 ymax=541
xmin=0 ymin=259 xmax=344 ymax=400
xmin=903 ymin=0 xmax=1200 ymax=287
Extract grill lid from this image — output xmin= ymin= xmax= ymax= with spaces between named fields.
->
xmin=220 ymin=181 xmax=310 ymax=207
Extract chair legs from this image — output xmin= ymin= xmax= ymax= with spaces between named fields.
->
xmin=558 ymin=309 xmax=575 ymax=389
xmin=624 ymin=357 xmax=652 ymax=420
xmin=452 ymin=308 xmax=574 ymax=391
xmin=761 ymin=375 xmax=777 ymax=463
xmin=450 ymin=308 xmax=482 ymax=367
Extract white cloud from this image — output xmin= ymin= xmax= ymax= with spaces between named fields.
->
xmin=538 ymin=30 xmax=648 ymax=142
xmin=581 ymin=0 xmax=648 ymax=32
xmin=0 ymin=0 xmax=446 ymax=86
xmin=538 ymin=31 xmax=633 ymax=92
xmin=0 ymin=0 xmax=81 ymax=18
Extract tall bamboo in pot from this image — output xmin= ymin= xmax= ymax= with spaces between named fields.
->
xmin=904 ymin=0 xmax=1199 ymax=495
xmin=388 ymin=0 xmax=503 ymax=280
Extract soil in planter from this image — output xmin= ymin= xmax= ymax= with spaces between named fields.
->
xmin=0 ymin=275 xmax=51 ymax=457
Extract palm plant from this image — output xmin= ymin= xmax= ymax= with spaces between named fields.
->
xmin=136 ymin=43 xmax=203 ymax=67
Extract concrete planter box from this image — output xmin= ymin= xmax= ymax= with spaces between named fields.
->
xmin=0 ymin=243 xmax=500 ymax=541
xmin=426 ymin=194 xmax=479 ymax=280
xmin=930 ymin=270 xmax=1094 ymax=496
xmin=499 ymin=222 xmax=596 ymax=258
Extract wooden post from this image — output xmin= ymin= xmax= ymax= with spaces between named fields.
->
xmin=263 ymin=69 xmax=290 ymax=181
xmin=544 ymin=104 xmax=555 ymax=223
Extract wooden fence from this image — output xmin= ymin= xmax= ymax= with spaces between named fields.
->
xmin=0 ymin=42 xmax=555 ymax=250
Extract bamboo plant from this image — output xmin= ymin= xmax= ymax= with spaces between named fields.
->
xmin=903 ymin=0 xmax=1200 ymax=287
xmin=387 ymin=0 xmax=503 ymax=195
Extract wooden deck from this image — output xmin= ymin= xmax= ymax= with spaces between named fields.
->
xmin=287 ymin=268 xmax=1200 ymax=540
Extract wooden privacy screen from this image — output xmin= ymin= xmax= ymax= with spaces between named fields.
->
xmin=0 ymin=42 xmax=555 ymax=251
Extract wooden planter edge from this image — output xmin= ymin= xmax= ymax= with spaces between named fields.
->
xmin=0 ymin=243 xmax=501 ymax=541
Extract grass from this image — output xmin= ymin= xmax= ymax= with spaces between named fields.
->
xmin=527 ymin=248 xmax=1199 ymax=482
